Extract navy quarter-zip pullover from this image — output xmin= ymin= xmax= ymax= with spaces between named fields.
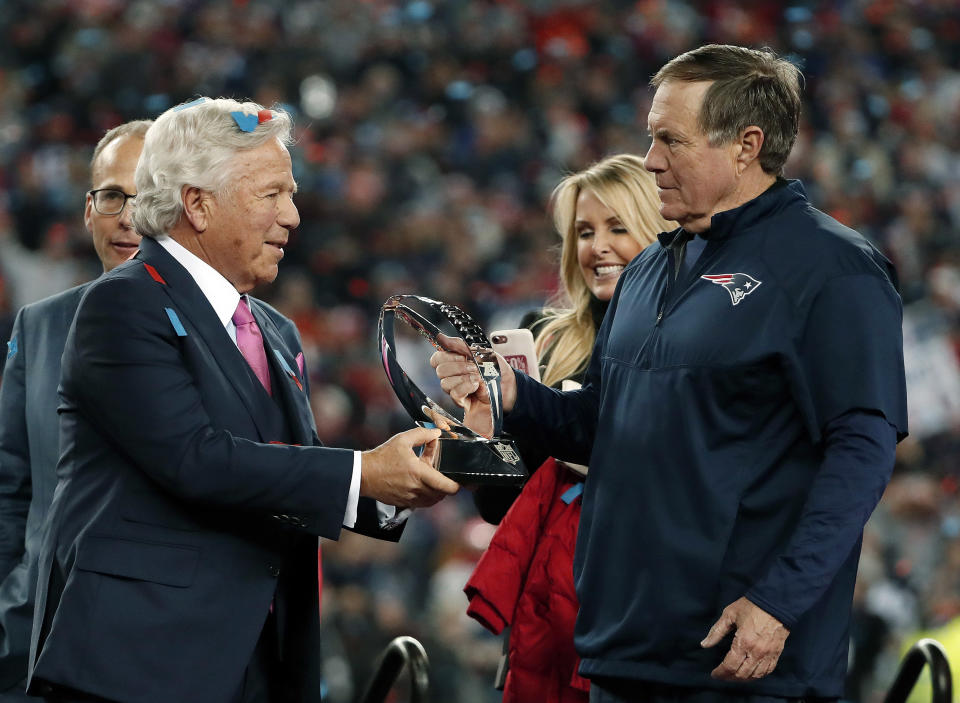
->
xmin=504 ymin=179 xmax=908 ymax=697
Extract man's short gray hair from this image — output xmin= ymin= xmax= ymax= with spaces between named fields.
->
xmin=652 ymin=45 xmax=802 ymax=176
xmin=133 ymin=97 xmax=294 ymax=239
xmin=90 ymin=119 xmax=153 ymax=183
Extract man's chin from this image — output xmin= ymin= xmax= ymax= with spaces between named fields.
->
xmin=251 ymin=267 xmax=280 ymax=291
xmin=658 ymin=201 xmax=681 ymax=219
xmin=103 ymin=251 xmax=137 ymax=272
xmin=113 ymin=243 xmax=139 ymax=259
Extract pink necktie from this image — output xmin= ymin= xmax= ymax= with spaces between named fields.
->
xmin=232 ymin=297 xmax=272 ymax=396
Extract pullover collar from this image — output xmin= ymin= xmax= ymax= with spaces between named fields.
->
xmin=657 ymin=178 xmax=806 ymax=249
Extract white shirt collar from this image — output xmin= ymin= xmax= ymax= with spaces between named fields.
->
xmin=155 ymin=234 xmax=240 ymax=329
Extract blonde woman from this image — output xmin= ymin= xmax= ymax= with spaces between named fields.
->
xmin=465 ymin=155 xmax=674 ymax=702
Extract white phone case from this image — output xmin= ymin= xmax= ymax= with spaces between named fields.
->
xmin=490 ymin=328 xmax=540 ymax=382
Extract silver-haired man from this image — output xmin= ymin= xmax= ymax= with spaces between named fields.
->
xmin=27 ymin=97 xmax=458 ymax=703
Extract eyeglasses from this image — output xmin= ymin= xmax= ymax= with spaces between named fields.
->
xmin=89 ymin=188 xmax=136 ymax=216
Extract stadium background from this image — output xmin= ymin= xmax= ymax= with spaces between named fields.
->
xmin=1 ymin=1 xmax=959 ymax=701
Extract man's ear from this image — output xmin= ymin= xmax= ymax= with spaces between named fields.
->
xmin=736 ymin=126 xmax=765 ymax=174
xmin=181 ymin=185 xmax=210 ymax=232
xmin=83 ymin=192 xmax=94 ymax=233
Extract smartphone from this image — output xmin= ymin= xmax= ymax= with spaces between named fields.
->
xmin=490 ymin=328 xmax=540 ymax=382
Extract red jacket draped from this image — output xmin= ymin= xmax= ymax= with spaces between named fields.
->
xmin=465 ymin=458 xmax=589 ymax=702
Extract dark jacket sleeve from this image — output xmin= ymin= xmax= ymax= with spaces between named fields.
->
xmin=503 ymin=298 xmax=611 ymax=465
xmin=746 ymin=410 xmax=897 ymax=627
xmin=0 ymin=308 xmax=29 ymax=579
xmin=238 ymin=308 xmax=403 ymax=542
xmin=473 ymin=310 xmax=599 ymax=524
xmin=0 ymin=308 xmax=32 ymax=689
xmin=473 ymin=312 xmax=560 ymax=524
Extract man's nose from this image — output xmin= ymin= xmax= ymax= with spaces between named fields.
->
xmin=643 ymin=143 xmax=664 ymax=172
xmin=118 ymin=198 xmax=136 ymax=228
xmin=279 ymin=195 xmax=300 ymax=229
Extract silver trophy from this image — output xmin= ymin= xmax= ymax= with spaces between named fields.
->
xmin=378 ymin=294 xmax=528 ymax=487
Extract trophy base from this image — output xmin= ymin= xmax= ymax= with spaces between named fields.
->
xmin=433 ymin=436 xmax=528 ymax=487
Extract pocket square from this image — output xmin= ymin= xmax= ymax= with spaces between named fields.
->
xmin=295 ymin=352 xmax=305 ymax=376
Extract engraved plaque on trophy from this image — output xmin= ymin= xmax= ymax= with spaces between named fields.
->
xmin=377 ymin=294 xmax=528 ymax=487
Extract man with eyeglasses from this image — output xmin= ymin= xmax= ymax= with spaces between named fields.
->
xmin=0 ymin=119 xmax=151 ymax=702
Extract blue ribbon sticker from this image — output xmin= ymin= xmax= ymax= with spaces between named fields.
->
xmin=6 ymin=336 xmax=17 ymax=359
xmin=560 ymin=483 xmax=584 ymax=505
xmin=272 ymin=349 xmax=303 ymax=391
xmin=230 ymin=111 xmax=258 ymax=132
xmin=164 ymin=308 xmax=187 ymax=337
xmin=174 ymin=97 xmax=207 ymax=112
xmin=272 ymin=349 xmax=294 ymax=375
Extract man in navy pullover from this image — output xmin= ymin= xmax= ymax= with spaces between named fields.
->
xmin=433 ymin=44 xmax=907 ymax=702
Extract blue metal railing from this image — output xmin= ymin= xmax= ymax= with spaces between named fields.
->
xmin=359 ymin=635 xmax=430 ymax=703
xmin=883 ymin=637 xmax=952 ymax=703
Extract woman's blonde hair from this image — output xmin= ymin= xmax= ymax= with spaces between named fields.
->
xmin=537 ymin=154 xmax=675 ymax=386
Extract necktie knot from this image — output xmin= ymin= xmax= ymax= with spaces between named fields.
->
xmin=233 ymin=298 xmax=256 ymax=326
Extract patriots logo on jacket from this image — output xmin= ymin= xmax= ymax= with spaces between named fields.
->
xmin=701 ymin=273 xmax=762 ymax=306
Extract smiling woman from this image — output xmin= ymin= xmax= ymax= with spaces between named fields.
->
xmin=574 ymin=190 xmax=643 ymax=303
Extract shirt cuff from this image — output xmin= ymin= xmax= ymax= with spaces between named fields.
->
xmin=341 ymin=451 xmax=412 ymax=530
xmin=343 ymin=450 xmax=361 ymax=528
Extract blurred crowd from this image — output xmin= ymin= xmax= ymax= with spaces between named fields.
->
xmin=1 ymin=0 xmax=959 ymax=701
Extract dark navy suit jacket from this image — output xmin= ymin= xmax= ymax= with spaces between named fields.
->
xmin=0 ymin=284 xmax=89 ymax=696
xmin=27 ymin=236 xmax=395 ymax=703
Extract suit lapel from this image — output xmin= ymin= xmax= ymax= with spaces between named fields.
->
xmin=250 ymin=302 xmax=315 ymax=446
xmin=135 ymin=237 xmax=275 ymax=441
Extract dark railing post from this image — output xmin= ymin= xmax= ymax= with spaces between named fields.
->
xmin=883 ymin=637 xmax=952 ymax=703
xmin=358 ymin=635 xmax=430 ymax=703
